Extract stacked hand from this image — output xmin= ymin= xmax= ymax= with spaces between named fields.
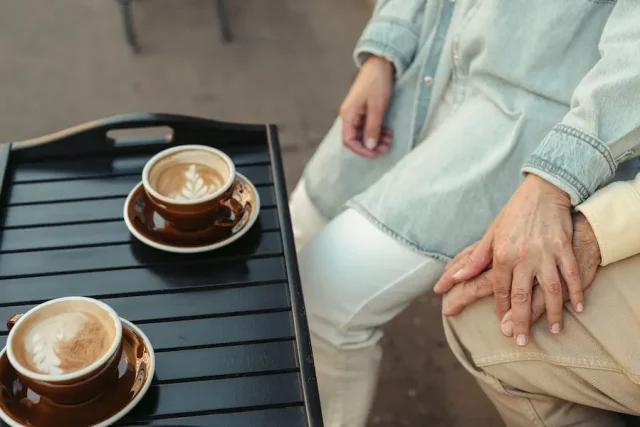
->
xmin=437 ymin=213 xmax=600 ymax=337
xmin=434 ymin=175 xmax=594 ymax=346
xmin=340 ymin=55 xmax=394 ymax=158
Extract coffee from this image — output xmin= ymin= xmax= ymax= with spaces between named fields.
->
xmin=146 ymin=148 xmax=231 ymax=202
xmin=11 ymin=301 xmax=116 ymax=376
xmin=152 ymin=162 xmax=225 ymax=201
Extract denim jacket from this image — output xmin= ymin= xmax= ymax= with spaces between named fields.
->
xmin=303 ymin=0 xmax=640 ymax=260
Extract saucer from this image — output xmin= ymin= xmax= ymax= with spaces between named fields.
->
xmin=123 ymin=172 xmax=260 ymax=253
xmin=0 ymin=319 xmax=155 ymax=427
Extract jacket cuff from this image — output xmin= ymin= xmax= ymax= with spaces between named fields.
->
xmin=576 ymin=181 xmax=640 ymax=266
xmin=353 ymin=17 xmax=419 ymax=77
xmin=522 ymin=124 xmax=617 ymax=205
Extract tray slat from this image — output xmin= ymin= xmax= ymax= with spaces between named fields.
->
xmin=0 ymin=257 xmax=286 ymax=305
xmin=0 ymin=230 xmax=282 ymax=279
xmin=0 ymin=310 xmax=295 ymax=351
xmin=154 ymin=341 xmax=298 ymax=383
xmin=2 ymin=188 xmax=276 ymax=229
xmin=0 ymin=208 xmax=279 ymax=253
xmin=122 ymin=373 xmax=302 ymax=421
xmin=116 ymin=407 xmax=306 ymax=427
xmin=11 ymin=146 xmax=270 ymax=183
xmin=7 ymin=165 xmax=271 ymax=206
xmin=0 ymin=283 xmax=292 ymax=339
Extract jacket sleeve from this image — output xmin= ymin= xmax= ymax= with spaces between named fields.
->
xmin=522 ymin=0 xmax=640 ymax=205
xmin=576 ymin=172 xmax=640 ymax=266
xmin=353 ymin=0 xmax=427 ymax=77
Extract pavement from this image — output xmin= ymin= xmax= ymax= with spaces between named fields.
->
xmin=0 ymin=1 xmax=503 ymax=425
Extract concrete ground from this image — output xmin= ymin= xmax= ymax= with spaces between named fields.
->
xmin=0 ymin=1 xmax=503 ymax=425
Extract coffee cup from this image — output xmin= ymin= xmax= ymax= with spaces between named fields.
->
xmin=5 ymin=297 xmax=123 ymax=405
xmin=141 ymin=145 xmax=244 ymax=231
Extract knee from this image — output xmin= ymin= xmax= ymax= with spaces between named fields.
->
xmin=301 ymin=272 xmax=361 ymax=349
xmin=289 ymin=179 xmax=328 ymax=252
xmin=443 ymin=296 xmax=506 ymax=365
xmin=299 ymin=256 xmax=381 ymax=350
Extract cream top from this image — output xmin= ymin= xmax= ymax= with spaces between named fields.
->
xmin=576 ymin=173 xmax=640 ymax=266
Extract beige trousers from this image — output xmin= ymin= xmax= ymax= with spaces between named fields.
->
xmin=444 ymin=254 xmax=640 ymax=427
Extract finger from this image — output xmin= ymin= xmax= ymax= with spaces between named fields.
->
xmin=442 ymin=272 xmax=494 ymax=316
xmin=445 ymin=243 xmax=478 ymax=272
xmin=451 ymin=236 xmax=494 ymax=281
xmin=510 ymin=266 xmax=534 ymax=346
xmin=492 ymin=258 xmax=513 ymax=319
xmin=344 ymin=138 xmax=377 ymax=158
xmin=363 ymin=101 xmax=385 ymax=150
xmin=558 ymin=252 xmax=584 ymax=313
xmin=529 ymin=285 xmax=548 ymax=324
xmin=359 ymin=127 xmax=391 ymax=153
xmin=500 ymin=284 xmax=547 ymax=338
xmin=500 ymin=310 xmax=514 ymax=337
xmin=434 ymin=238 xmax=493 ymax=294
xmin=340 ymin=108 xmax=363 ymax=146
xmin=381 ymin=128 xmax=392 ymax=136
xmin=376 ymin=144 xmax=390 ymax=153
xmin=342 ymin=108 xmax=378 ymax=158
xmin=437 ymin=246 xmax=478 ymax=295
xmin=538 ymin=260 xmax=564 ymax=334
xmin=379 ymin=136 xmax=392 ymax=147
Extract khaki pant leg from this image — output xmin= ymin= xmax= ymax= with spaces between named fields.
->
xmin=444 ymin=254 xmax=640 ymax=427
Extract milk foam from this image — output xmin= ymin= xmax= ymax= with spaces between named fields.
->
xmin=172 ymin=164 xmax=224 ymax=201
xmin=24 ymin=312 xmax=98 ymax=375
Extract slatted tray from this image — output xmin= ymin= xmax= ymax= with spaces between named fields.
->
xmin=0 ymin=114 xmax=321 ymax=426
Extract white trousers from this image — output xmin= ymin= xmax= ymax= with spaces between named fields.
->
xmin=290 ymin=180 xmax=445 ymax=427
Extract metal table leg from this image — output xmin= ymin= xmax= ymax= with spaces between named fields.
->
xmin=119 ymin=0 xmax=141 ymax=53
xmin=117 ymin=0 xmax=231 ymax=50
xmin=216 ymin=0 xmax=232 ymax=43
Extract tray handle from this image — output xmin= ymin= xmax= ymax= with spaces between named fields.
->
xmin=11 ymin=113 xmax=266 ymax=160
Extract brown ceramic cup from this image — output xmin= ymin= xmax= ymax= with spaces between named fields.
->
xmin=141 ymin=145 xmax=244 ymax=231
xmin=5 ymin=297 xmax=123 ymax=405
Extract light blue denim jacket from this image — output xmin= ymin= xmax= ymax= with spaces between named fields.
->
xmin=303 ymin=0 xmax=640 ymax=260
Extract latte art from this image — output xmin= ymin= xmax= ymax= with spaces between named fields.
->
xmin=176 ymin=164 xmax=219 ymax=200
xmin=21 ymin=312 xmax=113 ymax=375
xmin=152 ymin=162 xmax=226 ymax=201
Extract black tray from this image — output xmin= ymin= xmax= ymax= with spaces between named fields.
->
xmin=0 ymin=113 xmax=322 ymax=426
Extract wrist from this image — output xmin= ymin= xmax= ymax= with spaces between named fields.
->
xmin=525 ymin=173 xmax=571 ymax=205
xmin=363 ymin=54 xmax=395 ymax=75
xmin=573 ymin=212 xmax=602 ymax=266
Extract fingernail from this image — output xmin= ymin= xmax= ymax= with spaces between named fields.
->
xmin=365 ymin=138 xmax=377 ymax=150
xmin=550 ymin=323 xmax=561 ymax=334
xmin=575 ymin=303 xmax=584 ymax=313
xmin=516 ymin=334 xmax=528 ymax=346
xmin=501 ymin=321 xmax=513 ymax=337
xmin=452 ymin=268 xmax=464 ymax=280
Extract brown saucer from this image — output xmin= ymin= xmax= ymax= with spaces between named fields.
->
xmin=0 ymin=319 xmax=155 ymax=427
xmin=124 ymin=172 xmax=260 ymax=253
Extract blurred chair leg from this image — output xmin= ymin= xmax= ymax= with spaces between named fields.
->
xmin=119 ymin=0 xmax=141 ymax=53
xmin=215 ymin=0 xmax=232 ymax=43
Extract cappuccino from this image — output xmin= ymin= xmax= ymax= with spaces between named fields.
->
xmin=146 ymin=147 xmax=231 ymax=202
xmin=152 ymin=162 xmax=225 ymax=201
xmin=11 ymin=301 xmax=116 ymax=376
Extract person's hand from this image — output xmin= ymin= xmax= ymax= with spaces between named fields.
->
xmin=340 ymin=55 xmax=394 ymax=158
xmin=435 ymin=174 xmax=582 ymax=346
xmin=441 ymin=213 xmax=600 ymax=338
xmin=499 ymin=213 xmax=600 ymax=336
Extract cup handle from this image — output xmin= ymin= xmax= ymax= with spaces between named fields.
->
xmin=214 ymin=183 xmax=247 ymax=228
xmin=7 ymin=314 xmax=22 ymax=332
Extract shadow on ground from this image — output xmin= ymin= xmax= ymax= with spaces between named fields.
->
xmin=0 ymin=1 xmax=502 ymax=425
